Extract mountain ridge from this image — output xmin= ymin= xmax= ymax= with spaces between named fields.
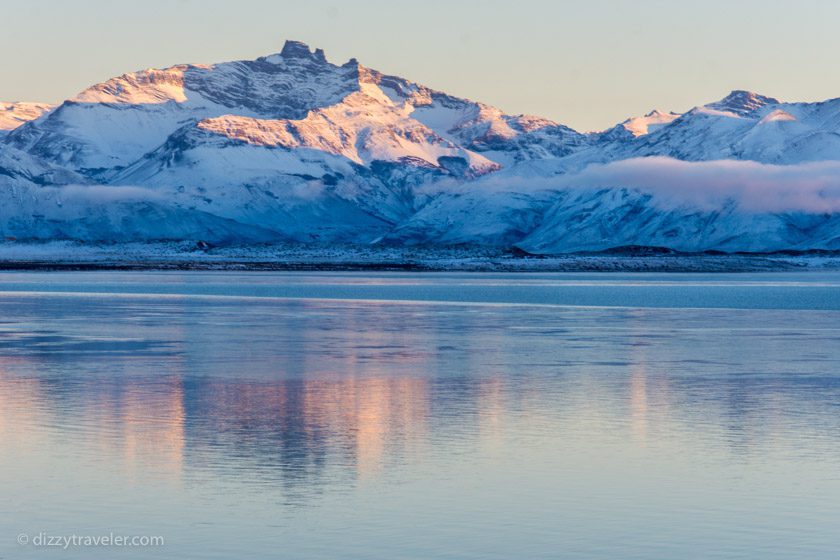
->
xmin=2 ymin=41 xmax=840 ymax=254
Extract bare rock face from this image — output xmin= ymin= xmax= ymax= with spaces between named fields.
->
xmin=708 ymin=90 xmax=781 ymax=116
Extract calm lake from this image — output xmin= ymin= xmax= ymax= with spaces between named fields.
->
xmin=1 ymin=271 xmax=839 ymax=559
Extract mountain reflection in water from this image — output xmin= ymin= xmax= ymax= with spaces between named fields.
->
xmin=1 ymin=272 xmax=839 ymax=559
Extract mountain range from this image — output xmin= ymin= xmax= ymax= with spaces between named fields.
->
xmin=2 ymin=40 xmax=840 ymax=253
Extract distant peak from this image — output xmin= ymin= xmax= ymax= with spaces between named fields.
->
xmin=644 ymin=109 xmax=678 ymax=118
xmin=708 ymin=90 xmax=780 ymax=116
xmin=617 ymin=109 xmax=681 ymax=137
xmin=277 ymin=40 xmax=327 ymax=63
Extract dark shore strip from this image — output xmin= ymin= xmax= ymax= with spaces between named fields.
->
xmin=0 ymin=257 xmax=832 ymax=273
xmin=0 ymin=242 xmax=837 ymax=273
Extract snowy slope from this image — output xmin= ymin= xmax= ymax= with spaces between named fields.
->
xmin=598 ymin=109 xmax=681 ymax=140
xmin=0 ymin=186 xmax=278 ymax=243
xmin=0 ymin=144 xmax=84 ymax=186
xmin=381 ymin=187 xmax=559 ymax=247
xmin=0 ymin=150 xmax=277 ymax=243
xmin=519 ymin=189 xmax=840 ymax=253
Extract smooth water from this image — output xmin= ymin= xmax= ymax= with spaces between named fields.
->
xmin=1 ymin=271 xmax=839 ymax=559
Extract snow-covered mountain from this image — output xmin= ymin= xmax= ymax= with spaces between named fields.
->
xmin=2 ymin=41 xmax=840 ymax=253
xmin=0 ymin=102 xmax=53 ymax=137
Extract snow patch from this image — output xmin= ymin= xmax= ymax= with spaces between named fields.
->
xmin=759 ymin=109 xmax=797 ymax=124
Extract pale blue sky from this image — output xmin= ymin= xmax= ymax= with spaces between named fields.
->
xmin=2 ymin=0 xmax=838 ymax=131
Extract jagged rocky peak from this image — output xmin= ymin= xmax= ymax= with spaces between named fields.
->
xmin=707 ymin=90 xmax=780 ymax=116
xmin=262 ymin=40 xmax=328 ymax=64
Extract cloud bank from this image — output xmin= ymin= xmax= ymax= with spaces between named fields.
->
xmin=563 ymin=157 xmax=840 ymax=213
xmin=447 ymin=157 xmax=840 ymax=214
xmin=40 ymin=184 xmax=165 ymax=204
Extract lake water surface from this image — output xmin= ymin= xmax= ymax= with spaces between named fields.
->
xmin=1 ymin=271 xmax=839 ymax=559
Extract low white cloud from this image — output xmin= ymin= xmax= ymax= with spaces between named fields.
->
xmin=39 ymin=184 xmax=164 ymax=204
xmin=437 ymin=157 xmax=840 ymax=214
xmin=563 ymin=157 xmax=840 ymax=213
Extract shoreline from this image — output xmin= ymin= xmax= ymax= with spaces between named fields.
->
xmin=0 ymin=242 xmax=838 ymax=272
